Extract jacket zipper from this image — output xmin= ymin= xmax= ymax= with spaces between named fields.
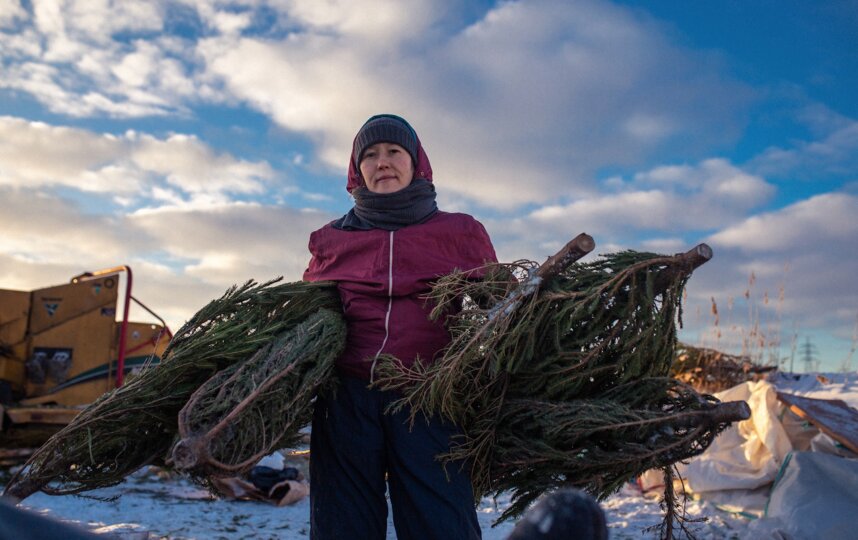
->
xmin=370 ymin=230 xmax=394 ymax=383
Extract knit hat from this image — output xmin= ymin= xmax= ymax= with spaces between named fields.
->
xmin=352 ymin=114 xmax=419 ymax=166
xmin=346 ymin=115 xmax=433 ymax=192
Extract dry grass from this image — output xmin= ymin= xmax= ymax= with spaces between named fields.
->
xmin=696 ymin=267 xmax=789 ymax=371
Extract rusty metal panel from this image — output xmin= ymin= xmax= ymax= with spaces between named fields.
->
xmin=25 ymin=307 xmax=116 ymax=404
xmin=0 ymin=289 xmax=30 ymax=393
xmin=28 ymin=278 xmax=119 ymax=336
xmin=0 ymin=342 xmax=27 ymax=394
xmin=122 ymin=321 xmax=171 ymax=361
xmin=0 ymin=288 xmax=30 ymax=346
xmin=5 ymin=406 xmax=81 ymax=425
xmin=18 ymin=378 xmax=111 ymax=408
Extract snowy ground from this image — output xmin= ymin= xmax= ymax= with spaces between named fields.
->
xmin=5 ymin=371 xmax=856 ymax=540
xmin=4 ymin=470 xmax=753 ymax=540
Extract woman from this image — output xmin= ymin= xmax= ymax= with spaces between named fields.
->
xmin=303 ymin=114 xmax=497 ymax=539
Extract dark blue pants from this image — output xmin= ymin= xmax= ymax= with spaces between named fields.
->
xmin=310 ymin=376 xmax=481 ymax=540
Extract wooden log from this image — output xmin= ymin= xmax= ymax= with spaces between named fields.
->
xmin=534 ymin=233 xmax=596 ymax=281
xmin=777 ymin=392 xmax=858 ymax=454
xmin=665 ymin=400 xmax=751 ymax=430
xmin=488 ymin=233 xmax=595 ymax=321
xmin=649 ymin=243 xmax=713 ymax=295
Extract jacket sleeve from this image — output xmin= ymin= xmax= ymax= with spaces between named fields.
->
xmin=302 ymin=229 xmax=325 ymax=282
xmin=467 ymin=217 xmax=498 ymax=267
xmin=464 ymin=217 xmax=518 ymax=309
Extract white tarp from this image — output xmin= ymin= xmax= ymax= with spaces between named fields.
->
xmin=679 ymin=380 xmax=794 ymax=493
xmin=745 ymin=451 xmax=858 ymax=540
xmin=663 ymin=375 xmax=858 ymax=537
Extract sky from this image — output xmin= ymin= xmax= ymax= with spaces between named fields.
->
xmin=1 ymin=0 xmax=856 ymax=371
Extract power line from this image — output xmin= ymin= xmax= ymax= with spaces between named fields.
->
xmin=800 ymin=336 xmax=819 ymax=373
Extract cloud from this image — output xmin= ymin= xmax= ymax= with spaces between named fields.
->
xmin=1 ymin=0 xmax=751 ymax=208
xmin=0 ymin=111 xmax=335 ymax=331
xmin=128 ymin=132 xmax=274 ymax=196
xmin=516 ymin=158 xmax=774 ymax=250
xmin=0 ymin=185 xmax=336 ymax=330
xmin=0 ymin=116 xmax=126 ymax=190
xmin=0 ymin=1 xmax=207 ymax=117
xmin=33 ymin=0 xmax=164 ymax=54
xmin=683 ymin=193 xmax=858 ymax=356
xmin=197 ymin=33 xmax=373 ymax=162
xmin=750 ymin=106 xmax=858 ymax=179
xmin=0 ymin=188 xmax=145 ymax=266
xmin=130 ymin=203 xmax=332 ymax=283
xmin=642 ymin=158 xmax=775 ymax=203
xmin=708 ymin=192 xmax=858 ymax=252
xmin=274 ymin=0 xmax=447 ymax=42
xmin=0 ymin=0 xmax=27 ymax=29
xmin=198 ymin=0 xmax=750 ymax=208
xmin=0 ymin=116 xmax=276 ymax=205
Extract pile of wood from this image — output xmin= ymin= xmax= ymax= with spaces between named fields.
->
xmin=671 ymin=344 xmax=776 ymax=393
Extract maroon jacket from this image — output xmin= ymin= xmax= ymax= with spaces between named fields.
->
xmin=303 ymin=130 xmax=496 ymax=380
xmin=304 ymin=211 xmax=496 ymax=380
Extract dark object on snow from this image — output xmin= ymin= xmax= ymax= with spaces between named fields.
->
xmin=248 ymin=465 xmax=302 ymax=498
xmin=0 ymin=497 xmax=101 ymax=540
xmin=506 ymin=489 xmax=607 ymax=540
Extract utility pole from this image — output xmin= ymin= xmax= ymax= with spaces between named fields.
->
xmin=788 ymin=330 xmax=798 ymax=373
xmin=800 ymin=336 xmax=819 ymax=373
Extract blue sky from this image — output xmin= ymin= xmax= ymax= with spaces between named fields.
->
xmin=1 ymin=0 xmax=856 ymax=371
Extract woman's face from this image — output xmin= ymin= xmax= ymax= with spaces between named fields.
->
xmin=359 ymin=142 xmax=414 ymax=194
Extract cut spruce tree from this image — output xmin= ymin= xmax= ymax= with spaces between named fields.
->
xmin=4 ymin=279 xmax=341 ymax=501
xmin=170 ymin=308 xmax=345 ymax=478
xmin=375 ymin=234 xmax=750 ymax=534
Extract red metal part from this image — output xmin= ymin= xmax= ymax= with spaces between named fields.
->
xmin=130 ymin=294 xmax=174 ymax=342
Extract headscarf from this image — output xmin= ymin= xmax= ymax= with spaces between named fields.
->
xmin=334 ymin=114 xmax=437 ymax=231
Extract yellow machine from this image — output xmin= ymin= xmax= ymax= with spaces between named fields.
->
xmin=0 ymin=266 xmax=171 ymax=448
